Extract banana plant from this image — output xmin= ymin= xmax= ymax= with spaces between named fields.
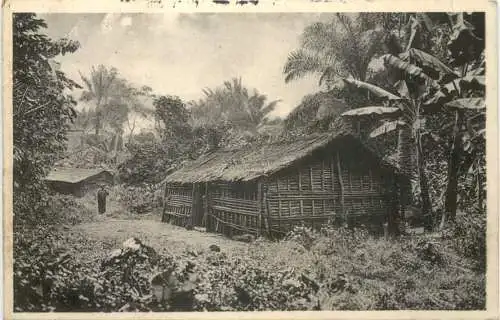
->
xmin=342 ymin=12 xmax=485 ymax=231
xmin=341 ymin=75 xmax=435 ymax=233
xmin=420 ymin=12 xmax=485 ymax=223
xmin=341 ymin=23 xmax=462 ymax=233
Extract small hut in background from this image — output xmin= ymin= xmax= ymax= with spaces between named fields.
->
xmin=45 ymin=168 xmax=115 ymax=197
xmin=162 ymin=132 xmax=411 ymax=237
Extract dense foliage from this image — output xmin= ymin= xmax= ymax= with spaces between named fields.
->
xmin=284 ymin=12 xmax=486 ymax=232
xmin=13 ymin=13 xmax=81 ymax=224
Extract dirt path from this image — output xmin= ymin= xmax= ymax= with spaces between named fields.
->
xmin=71 ymin=216 xmax=248 ymax=257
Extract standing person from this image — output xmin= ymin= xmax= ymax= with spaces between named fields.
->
xmin=97 ymin=185 xmax=109 ymax=214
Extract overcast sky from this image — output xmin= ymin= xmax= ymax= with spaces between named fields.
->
xmin=40 ymin=13 xmax=334 ymax=118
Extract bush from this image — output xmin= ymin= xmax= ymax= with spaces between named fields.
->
xmin=15 ymin=191 xmax=94 ymax=228
xmin=445 ymin=213 xmax=486 ymax=271
xmin=113 ymin=185 xmax=160 ymax=215
xmin=13 ymin=223 xmax=486 ymax=312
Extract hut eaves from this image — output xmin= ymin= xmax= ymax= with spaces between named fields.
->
xmin=45 ymin=168 xmax=112 ymax=184
xmin=163 ymin=132 xmax=404 ymax=184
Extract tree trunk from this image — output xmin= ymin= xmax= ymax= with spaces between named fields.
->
xmin=391 ymin=124 xmax=412 ymax=236
xmin=444 ymin=111 xmax=464 ymax=222
xmin=95 ymin=112 xmax=101 ymax=136
xmin=127 ymin=118 xmax=136 ymax=146
xmin=417 ymin=140 xmax=433 ymax=231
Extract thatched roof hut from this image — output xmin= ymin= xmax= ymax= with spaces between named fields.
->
xmin=162 ymin=131 xmax=410 ymax=237
xmin=45 ymin=168 xmax=114 ymax=197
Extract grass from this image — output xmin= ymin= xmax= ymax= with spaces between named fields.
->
xmin=50 ymin=218 xmax=486 ymax=311
xmin=13 ymin=190 xmax=486 ymax=311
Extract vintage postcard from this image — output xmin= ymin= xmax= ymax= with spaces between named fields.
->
xmin=2 ymin=0 xmax=498 ymax=319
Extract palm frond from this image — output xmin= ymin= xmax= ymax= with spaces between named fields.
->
xmin=283 ymin=49 xmax=325 ymax=83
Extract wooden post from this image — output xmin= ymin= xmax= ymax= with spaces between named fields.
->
xmin=257 ymin=180 xmax=262 ymax=237
xmin=286 ymin=176 xmax=292 ymax=218
xmin=190 ymin=184 xmax=197 ymax=227
xmin=201 ymin=183 xmax=208 ymax=228
xmin=162 ymin=186 xmax=168 ymax=222
xmin=309 ymin=166 xmax=314 ymax=191
xmin=263 ymin=188 xmax=272 ymax=238
xmin=277 ymin=178 xmax=282 ymax=222
xmin=298 ymin=170 xmax=304 ymax=216
xmin=336 ymin=151 xmax=345 ymax=218
xmin=321 ymin=160 xmax=326 ymax=218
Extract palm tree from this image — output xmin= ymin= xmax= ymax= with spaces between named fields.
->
xmin=190 ymin=77 xmax=280 ymax=134
xmin=283 ymin=13 xmax=394 ymax=87
xmin=79 ymin=65 xmax=119 ymax=136
xmin=80 ymin=66 xmax=155 ymax=163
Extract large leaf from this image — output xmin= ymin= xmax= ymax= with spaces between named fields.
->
xmin=402 ymin=48 xmax=459 ymax=83
xmin=445 ymin=98 xmax=485 ymax=110
xmin=383 ymin=54 xmax=437 ymax=85
xmin=370 ymin=120 xmax=406 ymax=138
xmin=394 ymin=80 xmax=410 ymax=99
xmin=447 ymin=13 xmax=484 ymax=66
xmin=443 ymin=75 xmax=485 ymax=94
xmin=342 ymin=78 xmax=401 ymax=100
xmin=341 ymin=106 xmax=402 ymax=118
xmin=421 ymin=90 xmax=452 ymax=114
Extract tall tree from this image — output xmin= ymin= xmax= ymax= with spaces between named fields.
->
xmin=79 ymin=65 xmax=118 ymax=135
xmin=283 ymin=13 xmax=396 ymax=87
xmin=78 ymin=69 xmax=154 ymax=164
xmin=439 ymin=13 xmax=485 ymax=222
xmin=13 ymin=13 xmax=81 ymax=219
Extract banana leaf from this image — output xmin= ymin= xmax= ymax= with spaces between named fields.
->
xmin=370 ymin=120 xmax=406 ymax=138
xmin=341 ymin=106 xmax=402 ymax=118
xmin=445 ymin=98 xmax=485 ymax=110
xmin=403 ymin=48 xmax=459 ymax=83
xmin=342 ymin=78 xmax=401 ymax=101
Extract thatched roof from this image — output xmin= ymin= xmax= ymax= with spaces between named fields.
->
xmin=45 ymin=168 xmax=113 ymax=184
xmin=163 ymin=131 xmax=405 ymax=184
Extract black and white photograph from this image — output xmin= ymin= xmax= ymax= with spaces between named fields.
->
xmin=4 ymin=4 xmax=497 ymax=316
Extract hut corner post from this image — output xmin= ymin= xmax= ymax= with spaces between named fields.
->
xmin=202 ymin=182 xmax=209 ymax=229
xmin=161 ymin=184 xmax=168 ymax=223
xmin=257 ymin=180 xmax=263 ymax=237
xmin=262 ymin=183 xmax=272 ymax=239
xmin=189 ymin=183 xmax=197 ymax=228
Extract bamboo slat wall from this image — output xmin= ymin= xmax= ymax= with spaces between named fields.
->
xmin=162 ymin=183 xmax=194 ymax=226
xmin=265 ymin=148 xmax=392 ymax=233
xmin=207 ymin=182 xmax=261 ymax=237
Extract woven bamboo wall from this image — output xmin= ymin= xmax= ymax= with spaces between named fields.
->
xmin=207 ymin=182 xmax=261 ymax=237
xmin=162 ymin=183 xmax=194 ymax=227
xmin=265 ymin=147 xmax=393 ymax=233
xmin=163 ymin=143 xmax=399 ymax=237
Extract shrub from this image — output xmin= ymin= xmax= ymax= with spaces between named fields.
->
xmin=113 ymin=185 xmax=160 ymax=216
xmin=13 ymin=222 xmax=486 ymax=312
xmin=445 ymin=213 xmax=486 ymax=271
